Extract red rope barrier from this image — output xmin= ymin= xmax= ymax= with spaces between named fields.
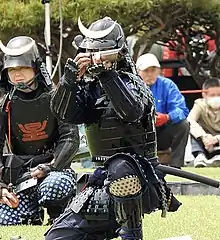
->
xmin=180 ymin=89 xmax=208 ymax=94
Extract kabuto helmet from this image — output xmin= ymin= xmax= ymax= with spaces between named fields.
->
xmin=74 ymin=17 xmax=126 ymax=53
xmin=0 ymin=36 xmax=52 ymax=91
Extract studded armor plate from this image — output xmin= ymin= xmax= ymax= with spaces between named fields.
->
xmin=70 ymin=186 xmax=111 ymax=220
xmin=82 ymin=187 xmax=111 ymax=220
xmin=70 ymin=187 xmax=94 ymax=214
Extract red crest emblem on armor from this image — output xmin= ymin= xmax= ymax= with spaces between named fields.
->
xmin=18 ymin=121 xmax=48 ymax=142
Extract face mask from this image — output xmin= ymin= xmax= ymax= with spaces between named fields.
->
xmin=206 ymin=97 xmax=220 ymax=110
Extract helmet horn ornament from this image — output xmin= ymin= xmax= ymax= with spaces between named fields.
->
xmin=0 ymin=39 xmax=35 ymax=56
xmin=78 ymin=17 xmax=116 ymax=39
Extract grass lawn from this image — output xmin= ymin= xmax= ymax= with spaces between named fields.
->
xmin=1 ymin=195 xmax=220 ymax=240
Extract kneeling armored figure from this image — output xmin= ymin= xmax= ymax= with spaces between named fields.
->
xmin=0 ymin=36 xmax=79 ymax=226
xmin=46 ymin=17 xmax=181 ymax=240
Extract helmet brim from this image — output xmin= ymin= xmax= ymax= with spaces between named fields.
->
xmin=3 ymin=55 xmax=34 ymax=70
xmin=79 ymin=38 xmax=117 ymax=50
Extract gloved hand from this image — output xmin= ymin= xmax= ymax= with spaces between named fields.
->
xmin=30 ymin=164 xmax=52 ymax=179
xmin=86 ymin=52 xmax=115 ymax=77
xmin=87 ymin=62 xmax=108 ymax=76
xmin=62 ymin=58 xmax=79 ymax=85
xmin=88 ymin=167 xmax=107 ymax=187
xmin=155 ymin=112 xmax=169 ymax=127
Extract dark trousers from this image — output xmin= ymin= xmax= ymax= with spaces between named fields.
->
xmin=156 ymin=120 xmax=190 ymax=168
xmin=44 ymin=208 xmax=119 ymax=240
xmin=191 ymin=136 xmax=220 ymax=159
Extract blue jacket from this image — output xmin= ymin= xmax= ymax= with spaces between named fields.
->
xmin=150 ymin=75 xmax=189 ymax=124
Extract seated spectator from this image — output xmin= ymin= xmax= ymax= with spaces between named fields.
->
xmin=188 ymin=78 xmax=220 ymax=167
xmin=136 ymin=53 xmax=189 ymax=168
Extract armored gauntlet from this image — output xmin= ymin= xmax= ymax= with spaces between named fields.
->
xmin=62 ymin=58 xmax=79 ymax=86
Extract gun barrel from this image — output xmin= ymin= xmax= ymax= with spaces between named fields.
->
xmin=157 ymin=165 xmax=220 ymax=188
xmin=91 ymin=48 xmax=124 ymax=62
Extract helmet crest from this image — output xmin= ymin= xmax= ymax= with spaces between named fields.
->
xmin=78 ymin=17 xmax=117 ymax=39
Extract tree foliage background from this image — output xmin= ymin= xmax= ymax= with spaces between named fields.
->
xmin=1 ymin=0 xmax=220 ymax=86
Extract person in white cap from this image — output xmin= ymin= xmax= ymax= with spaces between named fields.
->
xmin=136 ymin=53 xmax=189 ymax=168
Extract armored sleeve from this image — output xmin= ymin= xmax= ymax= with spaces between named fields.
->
xmin=51 ymin=79 xmax=100 ymax=124
xmin=98 ymin=71 xmax=149 ymax=122
xmin=0 ymin=97 xmax=8 ymax=189
xmin=52 ymin=120 xmax=80 ymax=171
xmin=0 ymin=95 xmax=8 ymax=172
xmin=51 ymin=58 xmax=90 ymax=124
xmin=0 ymin=112 xmax=6 ymax=168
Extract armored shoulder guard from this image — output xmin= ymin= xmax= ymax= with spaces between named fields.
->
xmin=122 ymin=72 xmax=156 ymax=130
xmin=98 ymin=70 xmax=145 ymax=122
xmin=123 ymin=71 xmax=155 ymax=111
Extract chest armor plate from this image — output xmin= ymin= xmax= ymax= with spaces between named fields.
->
xmin=9 ymin=92 xmax=58 ymax=155
xmin=85 ymin=95 xmax=157 ymax=159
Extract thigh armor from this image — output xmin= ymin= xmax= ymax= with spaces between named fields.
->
xmin=69 ymin=186 xmax=112 ymax=221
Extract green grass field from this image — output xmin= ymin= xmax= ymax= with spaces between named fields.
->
xmin=1 ymin=167 xmax=220 ymax=240
xmin=1 ymin=195 xmax=220 ymax=240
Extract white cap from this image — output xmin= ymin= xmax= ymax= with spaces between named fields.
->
xmin=136 ymin=53 xmax=161 ymax=71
